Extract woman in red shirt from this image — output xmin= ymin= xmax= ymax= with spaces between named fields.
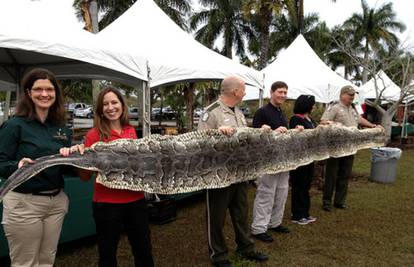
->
xmin=80 ymin=87 xmax=154 ymax=267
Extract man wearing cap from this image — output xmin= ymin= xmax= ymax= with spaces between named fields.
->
xmin=198 ymin=76 xmax=268 ymax=267
xmin=320 ymin=85 xmax=379 ymax=211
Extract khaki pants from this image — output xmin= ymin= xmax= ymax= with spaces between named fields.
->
xmin=2 ymin=190 xmax=69 ymax=267
xmin=251 ymin=172 xmax=289 ymax=235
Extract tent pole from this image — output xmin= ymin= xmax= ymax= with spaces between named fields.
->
xmin=142 ymin=62 xmax=151 ymax=137
xmin=400 ymin=102 xmax=408 ymax=139
xmin=259 ymin=73 xmax=265 ymax=108
xmin=142 ymin=80 xmax=151 ymax=137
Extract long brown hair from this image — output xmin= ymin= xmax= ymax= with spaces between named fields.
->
xmin=16 ymin=68 xmax=66 ymax=125
xmin=94 ymin=86 xmax=130 ymax=140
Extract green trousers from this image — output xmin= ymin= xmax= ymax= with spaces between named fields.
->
xmin=323 ymin=155 xmax=355 ymax=206
xmin=206 ymin=182 xmax=255 ymax=263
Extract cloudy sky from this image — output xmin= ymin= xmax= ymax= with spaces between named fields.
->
xmin=305 ymin=0 xmax=413 ymax=50
xmin=7 ymin=0 xmax=413 ymax=50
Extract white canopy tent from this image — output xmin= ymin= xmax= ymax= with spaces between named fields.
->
xmin=0 ymin=0 xmax=150 ymax=127
xmin=359 ymin=70 xmax=401 ymax=102
xmin=0 ymin=0 xmax=148 ymax=90
xmin=96 ymin=0 xmax=262 ymax=89
xmin=244 ymin=34 xmax=358 ymax=104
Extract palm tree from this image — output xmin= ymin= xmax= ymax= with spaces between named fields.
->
xmin=190 ymin=0 xmax=253 ymax=59
xmin=73 ymin=0 xmax=191 ymax=31
xmin=326 ymin=26 xmax=363 ymax=81
xmin=242 ymin=0 xmax=284 ymax=69
xmin=264 ymin=8 xmax=330 ymax=63
xmin=295 ymin=0 xmax=338 ymax=34
xmin=343 ymin=0 xmax=406 ymax=84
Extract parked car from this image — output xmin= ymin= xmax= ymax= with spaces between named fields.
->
xmin=74 ymin=106 xmax=93 ymax=118
xmin=67 ymin=103 xmax=88 ymax=114
xmin=151 ymin=107 xmax=175 ymax=120
xmin=151 ymin=108 xmax=161 ymax=119
xmin=128 ymin=107 xmax=139 ymax=120
xmin=161 ymin=106 xmax=175 ymax=120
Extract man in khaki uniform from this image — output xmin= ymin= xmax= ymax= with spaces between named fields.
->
xmin=198 ymin=76 xmax=268 ymax=267
xmin=321 ymin=85 xmax=378 ymax=211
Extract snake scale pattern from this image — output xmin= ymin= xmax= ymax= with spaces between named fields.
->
xmin=0 ymin=125 xmax=385 ymax=200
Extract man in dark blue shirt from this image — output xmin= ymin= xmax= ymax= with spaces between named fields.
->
xmin=250 ymin=81 xmax=292 ymax=243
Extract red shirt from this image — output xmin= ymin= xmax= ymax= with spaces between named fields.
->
xmin=84 ymin=125 xmax=144 ymax=203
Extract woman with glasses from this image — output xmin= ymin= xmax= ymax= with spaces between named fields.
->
xmin=0 ymin=68 xmax=82 ymax=266
xmin=289 ymin=94 xmax=317 ymax=225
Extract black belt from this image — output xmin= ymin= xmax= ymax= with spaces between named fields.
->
xmin=32 ymin=189 xmax=61 ymax=197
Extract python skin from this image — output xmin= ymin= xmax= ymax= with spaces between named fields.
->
xmin=0 ymin=125 xmax=385 ymax=200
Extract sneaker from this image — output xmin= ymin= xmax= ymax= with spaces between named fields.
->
xmin=269 ymin=225 xmax=290 ymax=233
xmin=252 ymin=232 xmax=274 ymax=243
xmin=291 ymin=218 xmax=310 ymax=225
xmin=306 ymin=216 xmax=317 ymax=223
xmin=240 ymin=251 xmax=268 ymax=262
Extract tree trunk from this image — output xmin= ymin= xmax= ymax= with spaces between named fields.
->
xmin=257 ymin=6 xmax=272 ymax=70
xmin=184 ymin=83 xmax=195 ymax=131
xmin=88 ymin=0 xmax=100 ymax=103
xmin=362 ymin=40 xmax=369 ymax=84
xmin=380 ymin=111 xmax=394 ymax=144
xmin=89 ymin=0 xmax=99 ymax=34
xmin=297 ymin=0 xmax=304 ymax=34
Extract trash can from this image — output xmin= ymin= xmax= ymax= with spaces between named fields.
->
xmin=370 ymin=147 xmax=402 ymax=184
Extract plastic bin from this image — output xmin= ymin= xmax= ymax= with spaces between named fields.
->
xmin=370 ymin=147 xmax=402 ymax=184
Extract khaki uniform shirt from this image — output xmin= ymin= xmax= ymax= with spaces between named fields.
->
xmin=321 ymin=102 xmax=361 ymax=127
xmin=197 ymin=99 xmax=247 ymax=130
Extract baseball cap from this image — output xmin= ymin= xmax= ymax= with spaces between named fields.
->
xmin=340 ymin=85 xmax=358 ymax=95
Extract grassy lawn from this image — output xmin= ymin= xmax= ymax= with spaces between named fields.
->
xmin=52 ymin=148 xmax=414 ymax=267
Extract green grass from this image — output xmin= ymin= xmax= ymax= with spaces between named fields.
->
xmin=54 ymin=149 xmax=414 ymax=267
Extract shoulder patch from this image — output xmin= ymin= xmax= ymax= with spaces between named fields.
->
xmin=201 ymin=112 xmax=209 ymax=122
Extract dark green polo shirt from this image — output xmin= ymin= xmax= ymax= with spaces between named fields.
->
xmin=0 ymin=116 xmax=72 ymax=193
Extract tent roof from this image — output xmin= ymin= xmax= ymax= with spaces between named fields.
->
xmin=97 ymin=0 xmax=262 ymax=88
xmin=0 ymin=0 xmax=148 ymax=91
xmin=244 ymin=35 xmax=357 ymax=103
xmin=359 ymin=70 xmax=401 ymax=102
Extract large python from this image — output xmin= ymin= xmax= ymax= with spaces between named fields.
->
xmin=0 ymin=125 xmax=385 ymax=201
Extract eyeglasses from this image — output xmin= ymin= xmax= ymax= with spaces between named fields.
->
xmin=31 ymin=87 xmax=55 ymax=94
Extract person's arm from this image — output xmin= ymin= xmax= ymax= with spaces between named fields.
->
xmin=0 ymin=120 xmax=20 ymax=178
xmin=77 ymin=129 xmax=98 ymax=181
xmin=359 ymin=116 xmax=379 ymax=128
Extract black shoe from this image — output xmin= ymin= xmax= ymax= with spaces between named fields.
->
xmin=269 ymin=225 xmax=290 ymax=233
xmin=334 ymin=204 xmax=347 ymax=209
xmin=240 ymin=251 xmax=268 ymax=262
xmin=322 ymin=205 xmax=331 ymax=212
xmin=213 ymin=260 xmax=233 ymax=267
xmin=252 ymin=232 xmax=274 ymax=243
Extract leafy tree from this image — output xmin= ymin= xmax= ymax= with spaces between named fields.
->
xmin=73 ymin=0 xmax=191 ymax=30
xmin=60 ymin=79 xmax=94 ymax=104
xmin=242 ymin=0 xmax=284 ymax=69
xmin=266 ymin=9 xmax=329 ymax=62
xmin=190 ymin=0 xmax=253 ymax=59
xmin=342 ymin=0 xmax=405 ymax=83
